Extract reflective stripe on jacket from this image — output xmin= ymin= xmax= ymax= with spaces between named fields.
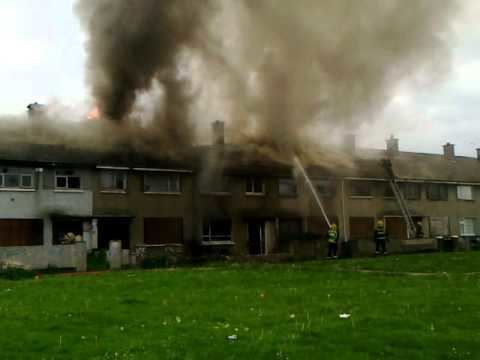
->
xmin=327 ymin=229 xmax=338 ymax=243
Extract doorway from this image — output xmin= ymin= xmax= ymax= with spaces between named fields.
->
xmin=248 ymin=220 xmax=266 ymax=255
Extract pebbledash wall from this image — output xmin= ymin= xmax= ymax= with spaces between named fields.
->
xmin=0 ymin=168 xmax=92 ymax=270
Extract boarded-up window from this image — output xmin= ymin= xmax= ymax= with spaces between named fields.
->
xmin=457 ymin=186 xmax=473 ymax=201
xmin=459 ymin=218 xmax=475 ymax=236
xmin=0 ymin=219 xmax=43 ymax=247
xmin=349 ymin=217 xmax=374 ymax=240
xmin=385 ymin=217 xmax=407 ymax=240
xmin=144 ymin=218 xmax=183 ymax=244
xmin=430 ymin=217 xmax=449 ymax=236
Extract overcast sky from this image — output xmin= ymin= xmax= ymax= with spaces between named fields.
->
xmin=0 ymin=1 xmax=479 ymax=156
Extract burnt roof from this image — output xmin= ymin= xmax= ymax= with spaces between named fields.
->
xmin=0 ymin=141 xmax=479 ymax=183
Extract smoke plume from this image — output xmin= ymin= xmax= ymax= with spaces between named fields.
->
xmin=75 ymin=0 xmax=459 ymax=162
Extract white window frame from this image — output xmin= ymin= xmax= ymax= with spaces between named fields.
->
xmin=459 ymin=217 xmax=475 ymax=236
xmin=144 ymin=173 xmax=181 ymax=194
xmin=100 ymin=170 xmax=127 ymax=193
xmin=246 ymin=177 xmax=265 ymax=196
xmin=55 ymin=172 xmax=82 ymax=190
xmin=0 ymin=170 xmax=34 ymax=190
xmin=457 ymin=185 xmax=473 ymax=201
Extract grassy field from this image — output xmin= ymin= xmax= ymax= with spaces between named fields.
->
xmin=1 ymin=252 xmax=480 ymax=359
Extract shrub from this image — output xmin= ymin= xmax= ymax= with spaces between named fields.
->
xmin=0 ymin=265 xmax=35 ymax=280
xmin=87 ymin=250 xmax=109 ymax=271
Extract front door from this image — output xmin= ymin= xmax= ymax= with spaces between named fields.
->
xmin=248 ymin=221 xmax=266 ymax=255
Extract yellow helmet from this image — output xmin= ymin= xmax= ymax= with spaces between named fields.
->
xmin=331 ymin=223 xmax=337 ymax=230
xmin=377 ymin=220 xmax=384 ymax=227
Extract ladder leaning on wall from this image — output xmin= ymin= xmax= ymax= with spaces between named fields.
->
xmin=381 ymin=159 xmax=417 ymax=239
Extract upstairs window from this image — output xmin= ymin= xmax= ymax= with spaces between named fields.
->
xmin=349 ymin=181 xmax=371 ymax=197
xmin=144 ymin=173 xmax=181 ymax=193
xmin=278 ymin=178 xmax=297 ymax=197
xmin=427 ymin=184 xmax=448 ymax=201
xmin=100 ymin=171 xmax=127 ymax=192
xmin=457 ymin=186 xmax=473 ymax=201
xmin=55 ymin=170 xmax=81 ymax=190
xmin=383 ymin=182 xmax=395 ymax=198
xmin=202 ymin=219 xmax=232 ymax=243
xmin=246 ymin=177 xmax=265 ymax=195
xmin=0 ymin=168 xmax=34 ymax=189
xmin=402 ymin=183 xmax=421 ymax=200
xmin=459 ymin=218 xmax=475 ymax=236
xmin=315 ymin=180 xmax=336 ymax=198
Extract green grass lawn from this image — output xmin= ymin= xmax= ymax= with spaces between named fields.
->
xmin=1 ymin=252 xmax=480 ymax=359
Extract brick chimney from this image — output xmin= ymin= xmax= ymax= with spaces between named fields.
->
xmin=386 ymin=135 xmax=399 ymax=157
xmin=443 ymin=142 xmax=455 ymax=161
xmin=343 ymin=134 xmax=356 ymax=154
xmin=212 ymin=120 xmax=225 ymax=146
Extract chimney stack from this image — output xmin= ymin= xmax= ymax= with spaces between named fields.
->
xmin=212 ymin=120 xmax=225 ymax=146
xmin=343 ymin=134 xmax=356 ymax=154
xmin=476 ymin=148 xmax=480 ymax=161
xmin=443 ymin=142 xmax=455 ymax=161
xmin=386 ymin=135 xmax=399 ymax=157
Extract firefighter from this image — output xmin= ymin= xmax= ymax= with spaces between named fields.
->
xmin=327 ymin=223 xmax=339 ymax=259
xmin=374 ymin=220 xmax=388 ymax=255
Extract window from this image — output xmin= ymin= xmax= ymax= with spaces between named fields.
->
xmin=383 ymin=182 xmax=395 ymax=198
xmin=100 ymin=171 xmax=127 ymax=191
xmin=457 ymin=186 xmax=473 ymax=201
xmin=402 ymin=183 xmax=421 ymax=200
xmin=202 ymin=219 xmax=232 ymax=243
xmin=278 ymin=178 xmax=297 ymax=197
xmin=55 ymin=170 xmax=81 ymax=190
xmin=246 ymin=177 xmax=265 ymax=195
xmin=0 ymin=219 xmax=43 ymax=246
xmin=315 ymin=180 xmax=336 ymax=198
xmin=0 ymin=168 xmax=34 ymax=189
xmin=349 ymin=181 xmax=371 ymax=197
xmin=459 ymin=218 xmax=475 ymax=236
xmin=427 ymin=184 xmax=448 ymax=201
xmin=144 ymin=173 xmax=181 ymax=193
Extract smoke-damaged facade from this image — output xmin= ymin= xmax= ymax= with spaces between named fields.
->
xmin=0 ymin=127 xmax=480 ymax=268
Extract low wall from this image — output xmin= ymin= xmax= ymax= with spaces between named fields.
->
xmin=0 ymin=243 xmax=87 ymax=271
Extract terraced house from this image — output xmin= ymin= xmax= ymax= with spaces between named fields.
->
xmin=0 ymin=122 xmax=479 ymax=269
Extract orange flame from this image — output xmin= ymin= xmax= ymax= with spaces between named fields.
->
xmin=87 ymin=106 xmax=100 ymax=120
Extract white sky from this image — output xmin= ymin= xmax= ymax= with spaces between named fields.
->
xmin=0 ymin=1 xmax=479 ymax=156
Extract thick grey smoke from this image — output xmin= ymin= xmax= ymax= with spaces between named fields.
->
xmin=75 ymin=0 xmax=459 ymax=163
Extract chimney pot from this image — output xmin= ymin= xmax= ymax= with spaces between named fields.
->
xmin=443 ymin=142 xmax=455 ymax=161
xmin=386 ymin=135 xmax=399 ymax=157
xmin=212 ymin=120 xmax=225 ymax=146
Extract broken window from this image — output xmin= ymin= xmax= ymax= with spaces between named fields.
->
xmin=315 ymin=180 xmax=336 ymax=197
xmin=52 ymin=219 xmax=84 ymax=245
xmin=349 ymin=181 xmax=371 ymax=197
xmin=100 ymin=170 xmax=127 ymax=192
xmin=246 ymin=177 xmax=265 ymax=195
xmin=457 ymin=186 xmax=473 ymax=201
xmin=402 ymin=182 xmax=421 ymax=200
xmin=144 ymin=173 xmax=181 ymax=193
xmin=55 ymin=170 xmax=81 ymax=190
xmin=426 ymin=184 xmax=448 ymax=201
xmin=459 ymin=218 xmax=475 ymax=236
xmin=0 ymin=168 xmax=34 ymax=189
xmin=278 ymin=178 xmax=297 ymax=197
xmin=202 ymin=219 xmax=232 ymax=243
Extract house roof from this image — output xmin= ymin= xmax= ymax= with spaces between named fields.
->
xmin=0 ymin=141 xmax=479 ymax=183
